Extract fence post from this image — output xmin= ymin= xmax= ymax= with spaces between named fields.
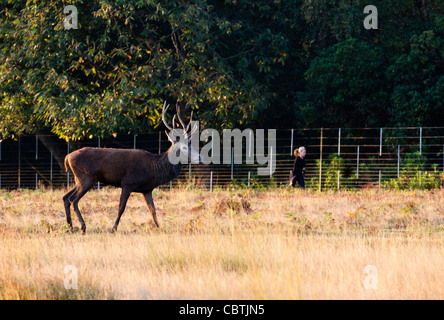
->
xmin=378 ymin=170 xmax=381 ymax=190
xmin=397 ymin=145 xmax=400 ymax=179
xmin=290 ymin=129 xmax=294 ymax=156
xmin=419 ymin=127 xmax=422 ymax=156
xmin=337 ymin=170 xmax=340 ymax=190
xmin=379 ymin=128 xmax=383 ymax=157
xmin=133 ymin=134 xmax=136 ymax=149
xmin=210 ymin=171 xmax=213 ymax=192
xmin=338 ymin=128 xmax=341 ymax=156
xmin=158 ymin=131 xmax=162 ymax=154
xmin=319 ymin=128 xmax=323 ymax=192
xmin=248 ymin=171 xmax=251 ymax=187
xmin=357 ymin=145 xmax=360 ymax=178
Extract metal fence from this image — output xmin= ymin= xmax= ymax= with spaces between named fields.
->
xmin=0 ymin=127 xmax=443 ymax=190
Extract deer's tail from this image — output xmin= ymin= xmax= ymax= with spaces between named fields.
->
xmin=64 ymin=155 xmax=70 ymax=173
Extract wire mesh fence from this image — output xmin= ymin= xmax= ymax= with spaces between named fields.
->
xmin=0 ymin=127 xmax=443 ymax=191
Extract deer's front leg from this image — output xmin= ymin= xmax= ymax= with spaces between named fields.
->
xmin=144 ymin=191 xmax=159 ymax=228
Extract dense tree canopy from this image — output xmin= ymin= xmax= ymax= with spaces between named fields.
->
xmin=0 ymin=0 xmax=443 ymax=141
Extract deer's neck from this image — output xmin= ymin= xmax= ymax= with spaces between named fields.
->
xmin=157 ymin=150 xmax=183 ymax=184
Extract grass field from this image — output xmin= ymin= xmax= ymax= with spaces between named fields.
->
xmin=0 ymin=186 xmax=444 ymax=299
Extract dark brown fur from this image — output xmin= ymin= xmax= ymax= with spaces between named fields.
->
xmin=63 ymin=146 xmax=182 ymax=233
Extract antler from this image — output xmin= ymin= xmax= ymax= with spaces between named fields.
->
xmin=176 ymin=102 xmax=194 ymax=134
xmin=162 ymin=101 xmax=174 ymax=132
xmin=163 ymin=101 xmax=196 ymax=140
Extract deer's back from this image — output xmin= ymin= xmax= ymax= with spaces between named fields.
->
xmin=67 ymin=147 xmax=158 ymax=188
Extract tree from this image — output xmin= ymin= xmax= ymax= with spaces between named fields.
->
xmin=292 ymin=0 xmax=443 ymax=128
xmin=1 ymin=0 xmax=443 ymax=144
xmin=386 ymin=14 xmax=444 ymax=126
xmin=294 ymin=38 xmax=388 ymax=127
xmin=0 ymin=0 xmax=306 ymax=142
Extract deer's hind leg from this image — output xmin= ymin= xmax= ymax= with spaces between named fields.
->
xmin=63 ymin=185 xmax=78 ymax=230
xmin=69 ymin=178 xmax=95 ymax=234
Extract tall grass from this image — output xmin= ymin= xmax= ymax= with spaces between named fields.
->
xmin=0 ymin=187 xmax=444 ymax=299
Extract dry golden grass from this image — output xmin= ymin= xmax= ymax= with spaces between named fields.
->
xmin=0 ymin=186 xmax=444 ymax=299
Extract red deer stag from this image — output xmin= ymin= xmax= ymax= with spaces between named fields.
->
xmin=63 ymin=102 xmax=201 ymax=233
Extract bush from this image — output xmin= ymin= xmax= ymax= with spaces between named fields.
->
xmin=384 ymin=153 xmax=442 ymax=190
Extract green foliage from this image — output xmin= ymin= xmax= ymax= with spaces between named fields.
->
xmin=296 ymin=38 xmax=387 ymax=127
xmin=403 ymin=151 xmax=427 ymax=172
xmin=309 ymin=154 xmax=358 ymax=190
xmin=1 ymin=0 xmax=299 ymax=140
xmin=295 ymin=4 xmax=444 ymax=128
xmin=226 ymin=173 xmax=276 ymax=190
xmin=0 ymin=1 xmax=443 ymax=140
xmin=306 ymin=151 xmax=443 ymax=191
xmin=386 ymin=16 xmax=444 ymax=126
xmin=384 ymin=152 xmax=442 ymax=190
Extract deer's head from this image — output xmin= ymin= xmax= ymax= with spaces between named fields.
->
xmin=162 ymin=101 xmax=202 ymax=164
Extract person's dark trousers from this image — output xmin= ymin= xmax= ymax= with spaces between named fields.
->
xmin=291 ymin=175 xmax=305 ymax=189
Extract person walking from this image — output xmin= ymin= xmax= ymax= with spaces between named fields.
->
xmin=291 ymin=146 xmax=306 ymax=189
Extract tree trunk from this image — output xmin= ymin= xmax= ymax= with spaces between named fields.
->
xmin=417 ymin=0 xmax=429 ymax=21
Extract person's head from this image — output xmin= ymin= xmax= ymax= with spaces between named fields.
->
xmin=294 ymin=146 xmax=306 ymax=159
